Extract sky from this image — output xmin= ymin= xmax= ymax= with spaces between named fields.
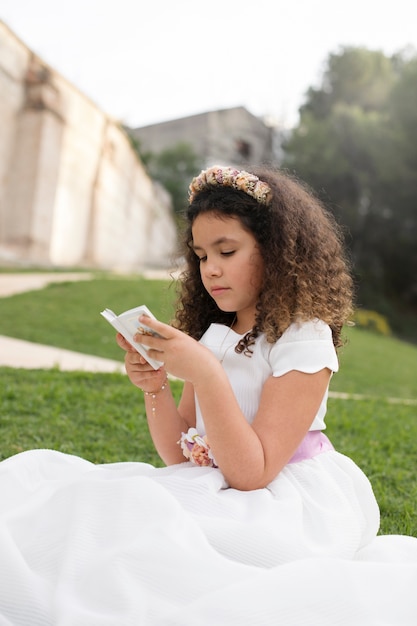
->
xmin=1 ymin=0 xmax=417 ymax=129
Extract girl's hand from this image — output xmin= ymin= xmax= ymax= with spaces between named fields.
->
xmin=116 ymin=333 xmax=167 ymax=391
xmin=132 ymin=316 xmax=219 ymax=384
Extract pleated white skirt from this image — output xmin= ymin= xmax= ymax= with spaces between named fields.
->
xmin=0 ymin=448 xmax=416 ymax=625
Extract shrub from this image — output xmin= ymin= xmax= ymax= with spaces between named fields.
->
xmin=353 ymin=309 xmax=391 ymax=336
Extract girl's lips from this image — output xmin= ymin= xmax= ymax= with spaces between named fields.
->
xmin=211 ymin=286 xmax=229 ymax=296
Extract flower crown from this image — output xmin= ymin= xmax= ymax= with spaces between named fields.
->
xmin=189 ymin=165 xmax=272 ymax=206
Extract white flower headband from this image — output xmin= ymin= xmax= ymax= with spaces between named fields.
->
xmin=188 ymin=165 xmax=273 ymax=206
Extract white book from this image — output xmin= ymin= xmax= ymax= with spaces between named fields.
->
xmin=100 ymin=305 xmax=164 ymax=370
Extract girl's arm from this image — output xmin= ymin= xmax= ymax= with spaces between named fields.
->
xmin=144 ymin=380 xmax=196 ymax=465
xmin=116 ymin=334 xmax=195 ymax=465
xmin=137 ymin=318 xmax=331 ymax=490
xmin=194 ymin=366 xmax=331 ymax=490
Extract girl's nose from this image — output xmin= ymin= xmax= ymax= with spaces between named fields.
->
xmin=204 ymin=259 xmax=222 ymax=277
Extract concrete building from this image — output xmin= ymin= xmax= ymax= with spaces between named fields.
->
xmin=0 ymin=21 xmax=177 ymax=271
xmin=130 ymin=106 xmax=283 ymax=169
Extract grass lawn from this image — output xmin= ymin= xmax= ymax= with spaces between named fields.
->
xmin=0 ymin=275 xmax=177 ymax=360
xmin=1 ymin=273 xmax=417 ymax=536
xmin=1 ymin=367 xmax=181 ymax=467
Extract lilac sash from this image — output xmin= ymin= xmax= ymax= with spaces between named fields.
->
xmin=288 ymin=430 xmax=334 ymax=464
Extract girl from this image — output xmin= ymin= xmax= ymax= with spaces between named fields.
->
xmin=118 ymin=164 xmax=370 ymax=493
xmin=1 ymin=166 xmax=417 ymax=625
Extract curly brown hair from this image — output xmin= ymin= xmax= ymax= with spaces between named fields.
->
xmin=173 ymin=166 xmax=354 ymax=350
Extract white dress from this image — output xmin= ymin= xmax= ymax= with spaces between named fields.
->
xmin=1 ymin=320 xmax=417 ymax=625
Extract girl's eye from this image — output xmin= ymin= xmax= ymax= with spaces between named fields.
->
xmin=196 ymin=251 xmax=234 ymax=262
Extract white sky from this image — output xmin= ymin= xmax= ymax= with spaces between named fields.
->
xmin=1 ymin=0 xmax=417 ymax=129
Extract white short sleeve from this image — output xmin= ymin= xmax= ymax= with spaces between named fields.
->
xmin=269 ymin=319 xmax=339 ymax=378
xmin=196 ymin=320 xmax=338 ymax=432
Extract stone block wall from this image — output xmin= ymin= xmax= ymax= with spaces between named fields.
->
xmin=0 ymin=21 xmax=177 ymax=270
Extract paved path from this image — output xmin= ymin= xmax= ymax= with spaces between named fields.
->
xmin=0 ymin=335 xmax=125 ymax=373
xmin=0 ymin=272 xmax=94 ymax=297
xmin=0 ymin=273 xmax=125 ymax=372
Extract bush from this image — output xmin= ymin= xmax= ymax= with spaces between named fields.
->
xmin=353 ymin=309 xmax=391 ymax=336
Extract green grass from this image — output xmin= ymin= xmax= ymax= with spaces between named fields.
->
xmin=1 ymin=366 xmax=415 ymax=536
xmin=0 ymin=367 xmax=183 ymax=466
xmin=0 ymin=275 xmax=177 ymax=360
xmin=1 ymin=274 xmax=417 ymax=536
xmin=326 ymin=397 xmax=417 ymax=535
xmin=1 ymin=275 xmax=416 ymax=398
xmin=336 ymin=327 xmax=417 ymax=400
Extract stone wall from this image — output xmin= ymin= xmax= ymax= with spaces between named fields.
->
xmin=0 ymin=21 xmax=177 ymax=270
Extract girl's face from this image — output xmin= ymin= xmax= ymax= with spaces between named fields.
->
xmin=191 ymin=212 xmax=264 ymax=331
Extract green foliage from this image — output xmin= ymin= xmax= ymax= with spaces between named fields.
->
xmin=147 ymin=142 xmax=202 ymax=218
xmin=352 ymin=309 xmax=391 ymax=336
xmin=124 ymin=132 xmax=154 ymax=167
xmin=303 ymin=47 xmax=395 ymax=116
xmin=126 ymin=135 xmax=202 ymax=220
xmin=283 ymin=45 xmax=417 ymax=334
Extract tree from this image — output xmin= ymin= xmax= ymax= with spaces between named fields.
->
xmin=125 ymin=132 xmax=202 ymax=223
xmin=303 ymin=46 xmax=395 ymax=117
xmin=145 ymin=142 xmax=202 ymax=220
xmin=283 ymin=46 xmax=417 ymax=335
